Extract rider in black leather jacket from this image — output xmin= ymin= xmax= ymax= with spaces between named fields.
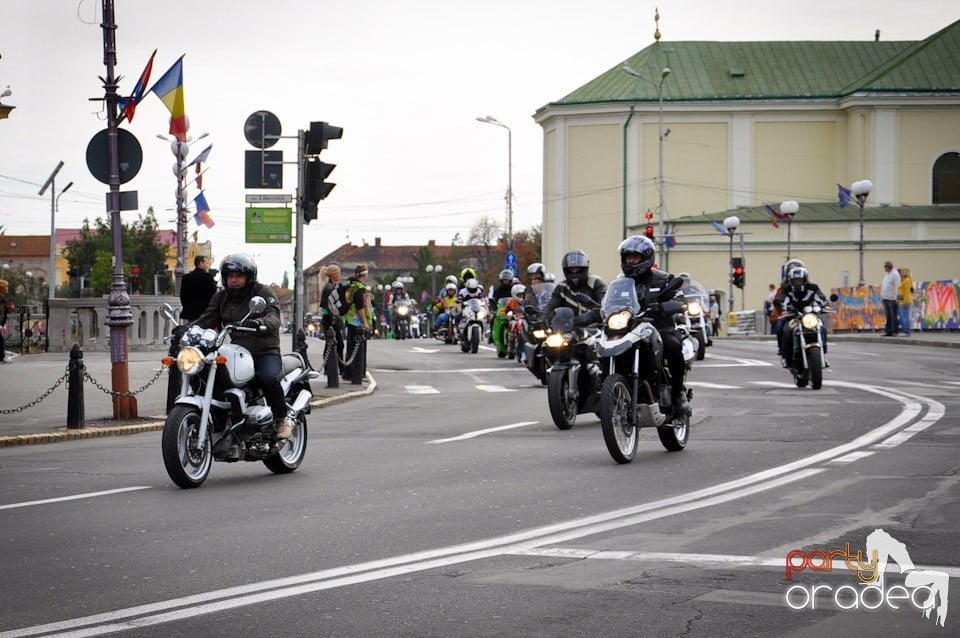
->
xmin=544 ymin=249 xmax=607 ymax=327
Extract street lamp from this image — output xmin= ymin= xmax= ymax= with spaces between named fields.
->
xmin=779 ymin=200 xmax=799 ymax=260
xmin=623 ymin=63 xmax=672 ymax=266
xmin=425 ymin=264 xmax=443 ymax=297
xmin=475 ymin=115 xmax=513 ymax=249
xmin=158 ymin=132 xmax=208 ymax=295
xmin=38 ymin=161 xmax=68 ymax=299
xmin=723 ymin=215 xmax=740 ymax=313
xmin=850 ymin=179 xmax=873 ymax=286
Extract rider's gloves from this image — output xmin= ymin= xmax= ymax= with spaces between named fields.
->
xmin=240 ymin=319 xmax=263 ymax=331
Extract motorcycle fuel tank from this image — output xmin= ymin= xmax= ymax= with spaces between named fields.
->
xmin=218 ymin=343 xmax=256 ymax=385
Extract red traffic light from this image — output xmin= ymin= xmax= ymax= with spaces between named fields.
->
xmin=131 ymin=264 xmax=141 ymax=276
xmin=644 ymin=225 xmax=655 ymax=239
xmin=644 ymin=210 xmax=654 ymax=221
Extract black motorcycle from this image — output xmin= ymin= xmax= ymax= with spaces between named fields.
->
xmin=780 ymin=295 xmax=837 ymax=390
xmin=543 ymin=306 xmax=603 ymax=430
xmin=520 ymin=282 xmax=555 ymax=385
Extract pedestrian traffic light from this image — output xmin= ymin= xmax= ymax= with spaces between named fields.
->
xmin=731 ymin=257 xmax=745 ymax=288
xmin=644 ymin=225 xmax=656 ymax=241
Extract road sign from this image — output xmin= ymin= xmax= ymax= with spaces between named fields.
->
xmin=505 ymin=251 xmax=518 ymax=274
xmin=245 ymin=207 xmax=292 ymax=243
xmin=244 ymin=150 xmax=283 ymax=189
xmin=85 ymin=128 xmax=143 ymax=185
xmin=243 ymin=110 xmax=281 ymax=149
xmin=245 ymin=193 xmax=292 ymax=204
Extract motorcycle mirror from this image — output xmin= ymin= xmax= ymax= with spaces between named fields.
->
xmin=160 ymin=302 xmax=177 ymax=323
xmin=658 ymin=275 xmax=684 ymax=301
xmin=247 ymin=296 xmax=268 ymax=317
xmin=829 ymin=293 xmax=839 ymax=302
xmin=552 ymin=307 xmax=575 ymax=332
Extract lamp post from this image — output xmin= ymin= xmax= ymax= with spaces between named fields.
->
xmin=426 ymin=264 xmax=443 ymax=297
xmin=38 ymin=161 xmax=68 ymax=299
xmin=475 ymin=115 xmax=513 ymax=249
xmin=158 ymin=132 xmax=208 ymax=295
xmin=850 ymin=179 xmax=873 ymax=286
xmin=623 ymin=63 xmax=671 ymax=266
xmin=723 ymin=215 xmax=740 ymax=313
xmin=779 ymin=200 xmax=798 ymax=260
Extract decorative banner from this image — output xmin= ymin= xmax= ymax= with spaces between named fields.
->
xmin=830 ymin=280 xmax=959 ymax=331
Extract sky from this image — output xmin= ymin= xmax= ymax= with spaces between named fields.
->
xmin=0 ymin=1 xmax=954 ymax=285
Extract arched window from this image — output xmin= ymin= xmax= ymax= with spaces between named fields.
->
xmin=932 ymin=152 xmax=960 ymax=203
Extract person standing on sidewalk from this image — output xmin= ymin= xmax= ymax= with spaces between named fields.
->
xmin=342 ymin=263 xmax=374 ymax=384
xmin=179 ymin=255 xmax=217 ymax=321
xmin=880 ymin=260 xmax=901 ymax=337
xmin=897 ymin=267 xmax=914 ymax=336
xmin=0 ymin=279 xmax=10 ymax=363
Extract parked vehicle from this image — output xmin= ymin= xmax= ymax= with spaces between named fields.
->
xmin=159 ymin=298 xmax=319 ymax=488
xmin=596 ymin=276 xmax=695 ymax=463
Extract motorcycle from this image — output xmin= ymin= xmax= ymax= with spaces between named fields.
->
xmin=520 ymin=282 xmax=556 ymax=385
xmin=543 ymin=306 xmax=603 ymax=430
xmin=459 ymin=297 xmax=488 ymax=353
xmin=433 ymin=305 xmax=460 ymax=345
xmin=491 ymin=298 xmax=513 ymax=358
xmin=781 ymin=296 xmax=836 ymax=390
xmin=159 ymin=297 xmax=319 ymax=489
xmin=597 ymin=276 xmax=695 ymax=463
xmin=679 ymin=279 xmax=712 ymax=360
xmin=506 ymin=306 xmax=524 ymax=362
xmin=393 ymin=299 xmax=412 ymax=340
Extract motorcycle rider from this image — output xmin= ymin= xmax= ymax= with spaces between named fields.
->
xmin=490 ymin=269 xmax=517 ymax=352
xmin=390 ymin=282 xmax=409 ymax=338
xmin=459 ymin=267 xmax=478 ymax=291
xmin=190 ymin=253 xmax=292 ymax=439
xmin=618 ymin=235 xmax=691 ymax=416
xmin=773 ymin=258 xmax=806 ymax=355
xmin=432 ymin=282 xmax=459 ymax=335
xmin=522 ymin=263 xmax=547 ymax=307
xmin=544 ymin=249 xmax=607 ymax=326
xmin=778 ymin=266 xmax=830 ymax=368
xmin=458 ymin=277 xmax=485 ymax=305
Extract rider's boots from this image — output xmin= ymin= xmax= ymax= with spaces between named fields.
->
xmin=275 ymin=415 xmax=293 ymax=440
xmin=673 ymin=388 xmax=692 ymax=417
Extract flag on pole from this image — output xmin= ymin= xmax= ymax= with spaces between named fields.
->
xmin=193 ymin=191 xmax=214 ymax=228
xmin=765 ymin=204 xmax=784 ymax=228
xmin=188 ymin=144 xmax=212 ymax=167
xmin=149 ymin=55 xmax=187 ymax=142
xmin=117 ymin=49 xmax=156 ymax=124
xmin=710 ymin=220 xmax=727 ymax=235
xmin=190 ymin=230 xmax=199 ymax=243
xmin=837 ymin=183 xmax=852 ymax=208
xmin=664 ymin=225 xmax=677 ymax=248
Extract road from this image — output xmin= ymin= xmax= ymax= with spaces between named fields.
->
xmin=0 ymin=337 xmax=957 ymax=637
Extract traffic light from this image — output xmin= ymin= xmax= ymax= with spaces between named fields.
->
xmin=301 ymin=121 xmax=343 ymax=224
xmin=731 ymin=257 xmax=745 ymax=289
xmin=644 ymin=225 xmax=656 ymax=241
xmin=305 ymin=121 xmax=343 ymax=154
xmin=131 ymin=264 xmax=141 ymax=294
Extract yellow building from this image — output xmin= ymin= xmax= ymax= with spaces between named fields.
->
xmin=535 ymin=20 xmax=960 ymax=311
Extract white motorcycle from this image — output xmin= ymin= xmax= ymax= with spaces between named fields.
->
xmin=459 ymin=297 xmax=488 ymax=353
xmin=160 ymin=298 xmax=319 ymax=489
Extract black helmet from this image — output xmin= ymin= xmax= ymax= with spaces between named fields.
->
xmin=789 ymin=266 xmax=808 ymax=296
xmin=220 ymin=253 xmax=257 ymax=295
xmin=619 ymin=235 xmax=656 ymax=279
xmin=561 ymin=249 xmax=590 ymax=286
xmin=526 ymin=262 xmax=546 ymax=281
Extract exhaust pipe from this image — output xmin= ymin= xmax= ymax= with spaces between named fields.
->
xmin=288 ymin=389 xmax=312 ymax=414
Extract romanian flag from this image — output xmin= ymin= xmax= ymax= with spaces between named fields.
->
xmin=149 ymin=55 xmax=187 ymax=142
xmin=193 ymin=192 xmax=214 ymax=228
xmin=117 ymin=49 xmax=156 ymax=124
xmin=709 ymin=220 xmax=727 ymax=235
xmin=189 ymin=144 xmax=212 ymax=189
xmin=765 ymin=204 xmax=787 ymax=228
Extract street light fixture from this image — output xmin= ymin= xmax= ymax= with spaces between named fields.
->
xmin=475 ymin=115 xmax=513 ymax=250
xmin=850 ymin=179 xmax=873 ymax=286
xmin=623 ymin=63 xmax=671 ymax=266
xmin=38 ymin=161 xmax=68 ymax=299
xmin=158 ymin=132 xmax=208 ymax=295
xmin=779 ymin=200 xmax=799 ymax=260
xmin=426 ymin=264 xmax=443 ymax=297
xmin=723 ymin=215 xmax=740 ymax=313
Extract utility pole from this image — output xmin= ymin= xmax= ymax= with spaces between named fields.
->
xmin=99 ymin=0 xmax=136 ymax=418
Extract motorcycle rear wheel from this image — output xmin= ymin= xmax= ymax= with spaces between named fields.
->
xmin=469 ymin=329 xmax=480 ymax=354
xmin=264 ymin=413 xmax=308 ymax=474
xmin=600 ymin=374 xmax=637 ymax=463
xmin=547 ymin=369 xmax=577 ymax=430
xmin=162 ymin=405 xmax=212 ymax=489
xmin=696 ymin=336 xmax=706 ymax=361
xmin=808 ymin=348 xmax=823 ymax=390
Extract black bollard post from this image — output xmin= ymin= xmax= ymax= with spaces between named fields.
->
xmin=350 ymin=334 xmax=366 ymax=385
xmin=166 ymin=324 xmax=187 ymax=414
xmin=324 ymin=327 xmax=340 ymax=388
xmin=66 ymin=343 xmax=85 ymax=429
xmin=295 ymin=328 xmax=313 ymax=370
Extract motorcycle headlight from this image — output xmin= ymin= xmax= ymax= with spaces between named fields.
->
xmin=533 ymin=328 xmax=547 ymax=340
xmin=176 ymin=346 xmax=205 ymax=376
xmin=687 ymin=300 xmax=702 ymax=317
xmin=801 ymin=313 xmax=820 ymax=330
xmin=606 ymin=310 xmax=631 ymax=332
xmin=306 ymin=323 xmax=317 ymax=333
xmin=477 ymin=307 xmax=488 ymax=321
xmin=545 ymin=333 xmax=568 ymax=348
xmin=396 ymin=305 xmax=409 ymax=316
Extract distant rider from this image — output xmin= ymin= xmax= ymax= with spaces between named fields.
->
xmin=544 ymin=249 xmax=607 ymax=326
xmin=778 ymin=266 xmax=830 ymax=367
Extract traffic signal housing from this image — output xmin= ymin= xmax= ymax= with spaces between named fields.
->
xmin=644 ymin=225 xmax=656 ymax=241
xmin=302 ymin=121 xmax=342 ymax=224
xmin=731 ymin=257 xmax=745 ymax=289
xmin=305 ymin=121 xmax=343 ymax=154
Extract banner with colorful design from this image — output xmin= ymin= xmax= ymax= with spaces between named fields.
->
xmin=830 ymin=280 xmax=959 ymax=331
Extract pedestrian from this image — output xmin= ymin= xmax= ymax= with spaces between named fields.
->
xmin=0 ymin=279 xmax=11 ymax=364
xmin=319 ymin=264 xmax=346 ymax=373
xmin=179 ymin=255 xmax=217 ymax=321
xmin=764 ymin=283 xmax=777 ymax=333
xmin=897 ymin=267 xmax=914 ymax=336
xmin=880 ymin=260 xmax=901 ymax=336
xmin=342 ymin=263 xmax=374 ymax=384
xmin=710 ymin=294 xmax=721 ymax=337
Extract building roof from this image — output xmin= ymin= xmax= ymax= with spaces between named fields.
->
xmin=305 ymin=238 xmax=458 ymax=276
xmin=545 ymin=19 xmax=960 ymax=108
xmin=0 ymin=235 xmax=49 ymax=259
xmin=672 ymin=203 xmax=960 ymax=226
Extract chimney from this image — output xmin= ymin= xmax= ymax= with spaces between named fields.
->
xmin=375 ymin=237 xmax=381 ymax=247
xmin=428 ymin=239 xmax=436 ymax=247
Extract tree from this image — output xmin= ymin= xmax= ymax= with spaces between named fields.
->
xmin=281 ymin=271 xmax=289 ymax=289
xmin=467 ymin=216 xmax=503 ymax=282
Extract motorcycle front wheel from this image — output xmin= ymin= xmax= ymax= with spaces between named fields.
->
xmin=547 ymin=369 xmax=577 ymax=430
xmin=600 ymin=373 xmax=637 ymax=463
xmin=807 ymin=347 xmax=823 ymax=390
xmin=264 ymin=413 xmax=308 ymax=474
xmin=657 ymin=413 xmax=689 ymax=451
xmin=162 ymin=405 xmax=212 ymax=489
xmin=469 ymin=327 xmax=480 ymax=354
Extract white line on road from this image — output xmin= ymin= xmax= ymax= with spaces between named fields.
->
xmin=405 ymin=385 xmax=440 ymax=395
xmin=0 ymin=487 xmax=152 ymax=511
xmin=686 ymin=381 xmax=742 ymax=389
xmin=475 ymin=384 xmax=516 ymax=393
xmin=426 ymin=421 xmax=538 ymax=444
xmin=697 ymin=352 xmax=773 ymax=367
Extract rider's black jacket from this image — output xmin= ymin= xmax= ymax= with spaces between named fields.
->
xmin=544 ymin=275 xmax=607 ymax=325
xmin=630 ymin=269 xmax=683 ymax=332
xmin=781 ymin=283 xmax=827 ymax=313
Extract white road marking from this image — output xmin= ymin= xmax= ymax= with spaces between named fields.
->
xmin=405 ymin=385 xmax=439 ymax=395
xmin=686 ymin=381 xmax=741 ymax=390
xmin=410 ymin=347 xmax=439 ymax=353
xmin=0 ymin=487 xmax=152 ymax=511
xmin=427 ymin=421 xmax=538 ymax=444
xmin=697 ymin=352 xmax=773 ymax=367
xmin=3 ymin=380 xmax=945 ymax=637
xmin=829 ymin=451 xmax=875 ymax=464
xmin=475 ymin=384 xmax=515 ymax=393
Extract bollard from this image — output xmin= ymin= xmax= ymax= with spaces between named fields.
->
xmin=324 ymin=327 xmax=340 ymax=388
xmin=295 ymin=328 xmax=313 ymax=370
xmin=66 ymin=343 xmax=85 ymax=429
xmin=166 ymin=324 xmax=187 ymax=414
xmin=350 ymin=335 xmax=366 ymax=385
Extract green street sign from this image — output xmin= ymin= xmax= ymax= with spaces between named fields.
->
xmin=245 ymin=207 xmax=292 ymax=243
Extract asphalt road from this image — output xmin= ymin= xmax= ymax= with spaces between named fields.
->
xmin=0 ymin=337 xmax=957 ymax=637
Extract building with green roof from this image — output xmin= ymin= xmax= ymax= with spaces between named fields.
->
xmin=534 ymin=20 xmax=960 ymax=311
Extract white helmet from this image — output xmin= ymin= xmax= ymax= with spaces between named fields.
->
xmin=465 ymin=278 xmax=480 ymax=293
xmin=444 ymin=282 xmax=457 ymax=294
xmin=511 ymin=284 xmax=526 ymax=300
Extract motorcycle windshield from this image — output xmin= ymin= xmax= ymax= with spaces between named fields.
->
xmin=601 ymin=277 xmax=641 ymax=318
xmin=530 ymin=282 xmax=555 ymax=308
xmin=465 ymin=298 xmax=485 ymax=314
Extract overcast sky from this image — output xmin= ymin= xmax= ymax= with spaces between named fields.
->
xmin=0 ymin=1 xmax=954 ymax=284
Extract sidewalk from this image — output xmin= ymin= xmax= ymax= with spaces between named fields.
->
xmin=0 ymin=339 xmax=373 ymax=447
xmin=723 ymin=329 xmax=960 ymax=349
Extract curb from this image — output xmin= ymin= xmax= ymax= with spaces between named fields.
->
xmin=720 ymin=333 xmax=960 ymax=349
xmin=0 ymin=372 xmax=377 ymax=449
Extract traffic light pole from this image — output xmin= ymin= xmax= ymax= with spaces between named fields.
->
xmin=293 ymin=128 xmax=306 ymax=352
